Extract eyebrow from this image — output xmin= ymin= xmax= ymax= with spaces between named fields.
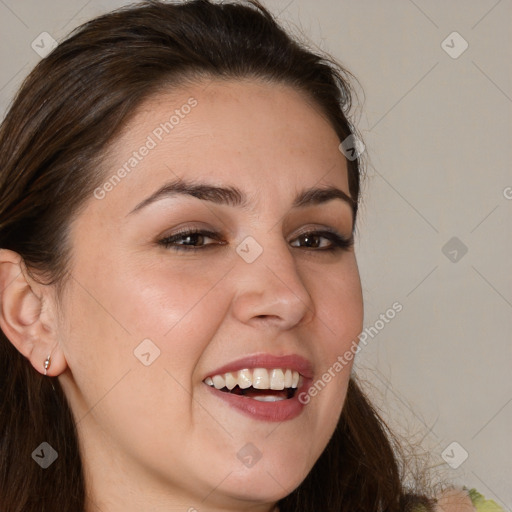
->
xmin=127 ymin=178 xmax=356 ymax=216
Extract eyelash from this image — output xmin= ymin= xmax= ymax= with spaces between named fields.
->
xmin=158 ymin=228 xmax=354 ymax=253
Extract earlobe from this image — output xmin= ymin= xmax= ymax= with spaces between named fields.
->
xmin=0 ymin=248 xmax=67 ymax=376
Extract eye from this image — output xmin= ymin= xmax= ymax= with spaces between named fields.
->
xmin=290 ymin=230 xmax=354 ymax=251
xmin=158 ymin=228 xmax=353 ymax=253
xmin=158 ymin=229 xmax=225 ymax=251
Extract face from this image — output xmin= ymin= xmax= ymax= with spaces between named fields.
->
xmin=55 ymin=78 xmax=364 ymax=511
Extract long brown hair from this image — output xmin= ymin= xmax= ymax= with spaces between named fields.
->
xmin=0 ymin=1 xmax=438 ymax=510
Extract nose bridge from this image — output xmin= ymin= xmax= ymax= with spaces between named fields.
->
xmin=230 ymin=232 xmax=315 ymax=329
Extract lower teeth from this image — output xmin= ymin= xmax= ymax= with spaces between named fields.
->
xmin=251 ymin=395 xmax=287 ymax=402
xmin=214 ymin=385 xmax=295 ymax=400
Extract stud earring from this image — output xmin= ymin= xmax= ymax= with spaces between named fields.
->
xmin=43 ymin=354 xmax=51 ymax=376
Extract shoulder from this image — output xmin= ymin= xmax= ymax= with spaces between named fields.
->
xmin=435 ymin=488 xmax=475 ymax=512
xmin=434 ymin=487 xmax=505 ymax=512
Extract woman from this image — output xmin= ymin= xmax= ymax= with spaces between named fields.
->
xmin=0 ymin=1 xmax=504 ymax=511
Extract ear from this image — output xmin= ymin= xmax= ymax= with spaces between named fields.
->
xmin=0 ymin=248 xmax=67 ymax=376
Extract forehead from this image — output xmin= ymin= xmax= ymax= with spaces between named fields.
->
xmin=89 ymin=78 xmax=351 ymax=219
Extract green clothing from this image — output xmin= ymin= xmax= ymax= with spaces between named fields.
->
xmin=466 ymin=488 xmax=505 ymax=511
xmin=412 ymin=488 xmax=505 ymax=511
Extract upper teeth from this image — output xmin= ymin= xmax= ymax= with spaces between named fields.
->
xmin=204 ymin=368 xmax=302 ymax=390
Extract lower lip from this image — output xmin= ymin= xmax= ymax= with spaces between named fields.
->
xmin=204 ymin=378 xmax=311 ymax=422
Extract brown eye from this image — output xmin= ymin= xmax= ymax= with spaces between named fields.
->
xmin=290 ymin=231 xmax=353 ymax=251
xmin=158 ymin=229 xmax=224 ymax=251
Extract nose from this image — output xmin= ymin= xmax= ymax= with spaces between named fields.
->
xmin=230 ymin=236 xmax=315 ymax=331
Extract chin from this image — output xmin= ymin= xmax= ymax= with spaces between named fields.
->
xmin=219 ymin=460 xmax=309 ymax=503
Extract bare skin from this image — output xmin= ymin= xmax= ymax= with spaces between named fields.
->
xmin=0 ymin=78 xmax=364 ymax=511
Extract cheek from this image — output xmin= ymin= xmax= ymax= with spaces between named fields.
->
xmin=305 ymin=255 xmax=363 ymax=350
xmin=58 ymin=260 xmax=230 ymax=467
xmin=58 ymin=253 xmax=220 ymax=415
xmin=300 ymin=256 xmax=363 ymax=417
xmin=118 ymin=259 xmax=231 ymax=357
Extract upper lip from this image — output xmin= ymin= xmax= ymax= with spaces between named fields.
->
xmin=203 ymin=353 xmax=314 ymax=380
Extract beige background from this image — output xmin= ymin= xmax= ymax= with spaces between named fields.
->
xmin=1 ymin=0 xmax=510 ymax=506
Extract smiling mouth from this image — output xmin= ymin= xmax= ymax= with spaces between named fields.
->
xmin=203 ymin=367 xmax=303 ymax=402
